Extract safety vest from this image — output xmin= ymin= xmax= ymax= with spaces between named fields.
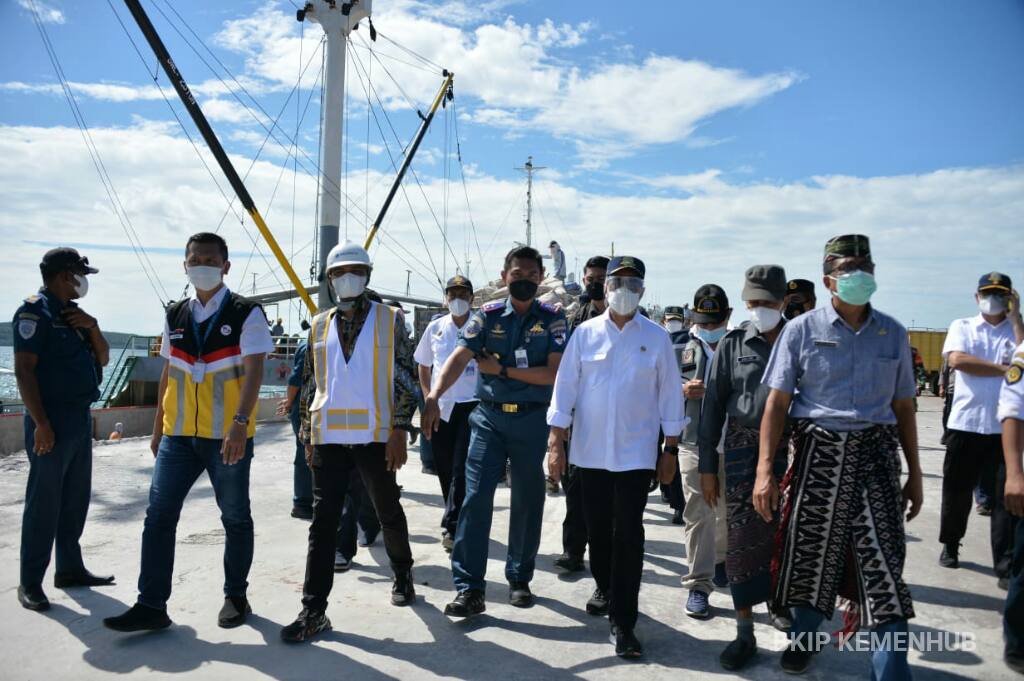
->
xmin=162 ymin=292 xmax=260 ymax=439
xmin=309 ymin=301 xmax=397 ymax=445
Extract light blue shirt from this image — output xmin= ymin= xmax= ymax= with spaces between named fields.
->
xmin=762 ymin=301 xmax=916 ymax=431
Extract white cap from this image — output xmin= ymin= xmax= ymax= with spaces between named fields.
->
xmin=325 ymin=240 xmax=372 ymax=274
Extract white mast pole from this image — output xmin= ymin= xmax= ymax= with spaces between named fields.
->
xmin=515 ymin=155 xmax=545 ymax=248
xmin=302 ymin=0 xmax=372 ymax=309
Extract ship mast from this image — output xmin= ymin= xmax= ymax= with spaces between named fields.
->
xmin=298 ymin=1 xmax=372 ymax=309
xmin=515 ymin=156 xmax=544 ymax=247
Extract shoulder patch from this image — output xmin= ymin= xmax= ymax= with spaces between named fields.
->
xmin=462 ymin=314 xmax=484 ymax=339
xmin=539 ymin=301 xmax=561 ymax=314
xmin=17 ymin=319 xmax=37 ymax=340
xmin=481 ymin=300 xmax=506 ymax=313
xmin=1008 ymin=364 xmax=1024 ymax=386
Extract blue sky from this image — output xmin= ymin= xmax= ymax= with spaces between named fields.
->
xmin=1 ymin=0 xmax=1022 ymax=334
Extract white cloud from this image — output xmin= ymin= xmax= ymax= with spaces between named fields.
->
xmin=2 ymin=121 xmax=1021 ymax=335
xmin=17 ymin=0 xmax=64 ymax=24
xmin=0 ymin=77 xmax=273 ymax=103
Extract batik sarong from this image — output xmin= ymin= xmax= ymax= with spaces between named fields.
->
xmin=724 ymin=423 xmax=788 ymax=610
xmin=772 ymin=420 xmax=915 ymax=632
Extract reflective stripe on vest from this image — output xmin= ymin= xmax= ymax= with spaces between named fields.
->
xmin=161 ymin=358 xmax=254 ymax=438
xmin=309 ymin=302 xmax=396 ymax=445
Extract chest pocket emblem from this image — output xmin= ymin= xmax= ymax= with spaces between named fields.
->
xmin=528 ymin=322 xmax=546 ymax=336
xmin=220 ymin=324 xmax=232 ymax=336
xmin=491 ymin=323 xmax=506 ymax=337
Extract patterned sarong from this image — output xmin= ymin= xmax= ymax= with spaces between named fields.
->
xmin=724 ymin=423 xmax=788 ymax=610
xmin=771 ymin=420 xmax=915 ymax=632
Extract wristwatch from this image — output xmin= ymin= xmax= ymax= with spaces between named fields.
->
xmin=232 ymin=414 xmax=250 ymax=426
xmin=500 ymin=366 xmax=509 ymax=379
xmin=662 ymin=444 xmax=679 ymax=455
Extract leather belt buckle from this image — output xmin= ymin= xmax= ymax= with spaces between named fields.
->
xmin=502 ymin=403 xmax=519 ymax=413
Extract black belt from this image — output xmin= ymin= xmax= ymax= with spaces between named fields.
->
xmin=480 ymin=400 xmax=545 ymax=414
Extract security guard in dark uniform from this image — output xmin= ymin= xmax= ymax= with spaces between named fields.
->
xmin=783 ymin=279 xmax=816 ymax=319
xmin=423 ymin=245 xmax=567 ymax=617
xmin=13 ymin=248 xmax=112 ymax=612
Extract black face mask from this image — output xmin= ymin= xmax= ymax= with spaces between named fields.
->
xmin=784 ymin=302 xmax=804 ymax=320
xmin=508 ymin=279 xmax=539 ymax=302
xmin=585 ymin=281 xmax=605 ymax=301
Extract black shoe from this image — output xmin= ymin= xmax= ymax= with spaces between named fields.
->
xmin=54 ymin=570 xmax=115 ymax=589
xmin=508 ymin=581 xmax=533 ymax=608
xmin=391 ymin=570 xmax=416 ymax=607
xmin=977 ymin=503 xmax=993 ymax=517
xmin=218 ymin=596 xmax=251 ymax=628
xmin=998 ymin=576 xmax=1010 ymax=590
xmin=780 ymin=646 xmax=814 ymax=674
xmin=585 ymin=588 xmax=609 ymax=616
xmin=280 ymin=609 xmax=331 ymax=643
xmin=444 ymin=589 xmax=486 ymax=617
xmin=334 ymin=551 xmax=352 ymax=572
xmin=291 ymin=507 xmax=313 ymax=520
xmin=17 ymin=585 xmax=49 ymax=612
xmin=103 ymin=603 xmax=172 ymax=632
xmin=672 ymin=508 xmax=684 ymax=525
xmin=421 ymin=464 xmax=437 ymax=476
xmin=554 ymin=553 xmax=585 ymax=573
xmin=1006 ymin=647 xmax=1024 ymax=674
xmin=720 ymin=636 xmax=757 ymax=671
xmin=610 ymin=624 xmax=643 ymax=658
xmin=358 ymin=531 xmax=378 ymax=547
xmin=939 ymin=543 xmax=960 ymax=568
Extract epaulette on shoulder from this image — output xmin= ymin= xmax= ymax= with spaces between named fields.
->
xmin=538 ymin=301 xmax=561 ymax=314
xmin=481 ymin=300 xmax=506 ymax=313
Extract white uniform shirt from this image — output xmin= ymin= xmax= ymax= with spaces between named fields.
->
xmin=998 ymin=341 xmax=1024 ymax=423
xmin=547 ymin=310 xmax=686 ymax=472
xmin=160 ymin=286 xmax=274 ymax=359
xmin=414 ymin=313 xmax=478 ymax=422
xmin=943 ymin=314 xmax=1018 ymax=434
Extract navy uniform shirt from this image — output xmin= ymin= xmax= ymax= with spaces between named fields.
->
xmin=457 ymin=297 xmax=567 ymax=404
xmin=12 ymin=289 xmax=100 ymax=409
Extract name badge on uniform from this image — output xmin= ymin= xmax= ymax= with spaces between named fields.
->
xmin=813 ymin=340 xmax=838 ymax=347
xmin=191 ymin=362 xmax=207 ymax=382
xmin=515 ymin=347 xmax=529 ymax=369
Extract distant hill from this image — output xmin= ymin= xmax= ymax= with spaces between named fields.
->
xmin=0 ymin=321 xmax=140 ymax=348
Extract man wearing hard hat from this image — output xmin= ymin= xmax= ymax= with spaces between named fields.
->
xmin=281 ymin=240 xmax=419 ymax=643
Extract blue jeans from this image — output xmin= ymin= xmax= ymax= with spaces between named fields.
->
xmin=791 ymin=606 xmax=912 ymax=681
xmin=138 ymin=435 xmax=254 ymax=610
xmin=1006 ymin=514 xmax=1024 ymax=655
xmin=290 ymin=406 xmax=313 ymax=512
xmin=451 ymin=404 xmax=547 ymax=592
xmin=20 ymin=407 xmax=92 ymax=587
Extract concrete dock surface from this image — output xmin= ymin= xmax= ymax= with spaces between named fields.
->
xmin=0 ymin=396 xmax=1015 ymax=680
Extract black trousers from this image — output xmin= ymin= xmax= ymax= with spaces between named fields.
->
xmin=580 ymin=467 xmax=652 ymax=630
xmin=336 ymin=472 xmax=381 ymax=560
xmin=302 ymin=442 xmax=413 ymax=612
xmin=939 ymin=430 xmax=1012 ymax=571
xmin=561 ymin=462 xmax=588 ymax=559
xmin=994 ymin=462 xmax=1020 ymax=578
xmin=432 ymin=401 xmax=477 ymax=536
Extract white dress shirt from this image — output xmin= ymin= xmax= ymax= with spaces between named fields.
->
xmin=160 ymin=286 xmax=274 ymax=359
xmin=547 ymin=310 xmax=686 ymax=472
xmin=998 ymin=341 xmax=1024 ymax=424
xmin=414 ymin=313 xmax=478 ymax=422
xmin=943 ymin=314 xmax=1018 ymax=434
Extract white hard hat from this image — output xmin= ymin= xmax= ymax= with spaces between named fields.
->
xmin=325 ymin=240 xmax=372 ymax=274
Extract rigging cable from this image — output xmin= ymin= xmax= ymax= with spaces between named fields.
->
xmin=32 ymin=0 xmax=170 ymax=305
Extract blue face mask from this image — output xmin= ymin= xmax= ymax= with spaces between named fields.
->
xmin=830 ymin=270 xmax=877 ymax=306
xmin=694 ymin=325 xmax=728 ymax=344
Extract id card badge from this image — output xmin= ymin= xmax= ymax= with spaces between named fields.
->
xmin=464 ymin=362 xmax=476 ymax=377
xmin=515 ymin=347 xmax=529 ymax=369
xmin=191 ymin=362 xmax=207 ymax=382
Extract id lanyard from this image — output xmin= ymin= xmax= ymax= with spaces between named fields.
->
xmin=190 ymin=292 xmax=232 ymax=381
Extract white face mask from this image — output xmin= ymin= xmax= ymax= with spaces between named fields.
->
xmin=73 ymin=274 xmax=89 ymax=298
xmin=332 ymin=273 xmax=367 ymax=300
xmin=978 ymin=295 xmax=1007 ymax=316
xmin=448 ymin=298 xmax=471 ymax=317
xmin=749 ymin=306 xmax=782 ymax=332
xmin=608 ymin=288 xmax=641 ymax=316
xmin=665 ymin=319 xmax=684 ymax=333
xmin=187 ymin=265 xmax=223 ymax=292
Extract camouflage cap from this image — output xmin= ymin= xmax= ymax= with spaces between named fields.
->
xmin=663 ymin=305 xmax=686 ymax=319
xmin=823 ymin=234 xmax=872 ymax=273
xmin=607 ymin=255 xmax=646 ymax=279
